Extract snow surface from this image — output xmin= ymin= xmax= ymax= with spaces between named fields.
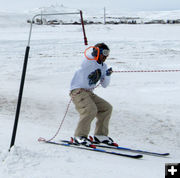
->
xmin=0 ymin=8 xmax=180 ymax=178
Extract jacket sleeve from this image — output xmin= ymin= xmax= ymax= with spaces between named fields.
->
xmin=100 ymin=64 xmax=111 ymax=88
xmin=100 ymin=75 xmax=111 ymax=88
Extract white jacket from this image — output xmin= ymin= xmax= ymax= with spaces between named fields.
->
xmin=70 ymin=54 xmax=111 ymax=91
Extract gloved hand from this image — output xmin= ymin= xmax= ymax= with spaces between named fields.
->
xmin=106 ymin=67 xmax=113 ymax=76
xmin=88 ymin=69 xmax=101 ymax=85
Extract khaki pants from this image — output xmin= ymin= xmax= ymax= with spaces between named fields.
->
xmin=70 ymin=89 xmax=112 ymax=137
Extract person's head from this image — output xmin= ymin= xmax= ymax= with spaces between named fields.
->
xmin=92 ymin=43 xmax=110 ymax=63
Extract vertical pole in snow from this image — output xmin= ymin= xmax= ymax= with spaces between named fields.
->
xmin=41 ymin=9 xmax=43 ymax=25
xmin=80 ymin=10 xmax=88 ymax=45
xmin=104 ymin=7 xmax=106 ymax=25
xmin=9 ymin=19 xmax=33 ymax=151
xmin=9 ymin=46 xmax=30 ymax=150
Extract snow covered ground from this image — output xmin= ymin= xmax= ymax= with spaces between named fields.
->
xmin=0 ymin=10 xmax=180 ymax=178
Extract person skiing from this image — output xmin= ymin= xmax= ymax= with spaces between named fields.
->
xmin=70 ymin=42 xmax=114 ymax=147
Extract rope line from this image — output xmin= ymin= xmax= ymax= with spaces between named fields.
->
xmin=38 ymin=98 xmax=72 ymax=142
xmin=113 ymin=69 xmax=180 ymax=73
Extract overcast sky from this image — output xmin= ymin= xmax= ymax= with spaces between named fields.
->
xmin=0 ymin=0 xmax=180 ymax=12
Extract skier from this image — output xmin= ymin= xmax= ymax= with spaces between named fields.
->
xmin=70 ymin=42 xmax=114 ymax=146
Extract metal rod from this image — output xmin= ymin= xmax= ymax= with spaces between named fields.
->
xmin=28 ymin=12 xmax=80 ymax=46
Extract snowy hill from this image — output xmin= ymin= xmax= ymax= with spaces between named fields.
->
xmin=0 ymin=4 xmax=180 ymax=178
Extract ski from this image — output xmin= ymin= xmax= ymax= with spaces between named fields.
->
xmin=60 ymin=139 xmax=169 ymax=157
xmin=93 ymin=144 xmax=170 ymax=157
xmin=42 ymin=140 xmax=143 ymax=159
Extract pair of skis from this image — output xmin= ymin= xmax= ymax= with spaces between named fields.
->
xmin=39 ymin=139 xmax=170 ymax=159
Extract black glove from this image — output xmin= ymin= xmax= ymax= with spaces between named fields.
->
xmin=106 ymin=67 xmax=113 ymax=76
xmin=88 ymin=69 xmax=101 ymax=85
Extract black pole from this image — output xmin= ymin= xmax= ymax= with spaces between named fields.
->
xmin=9 ymin=46 xmax=30 ymax=151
